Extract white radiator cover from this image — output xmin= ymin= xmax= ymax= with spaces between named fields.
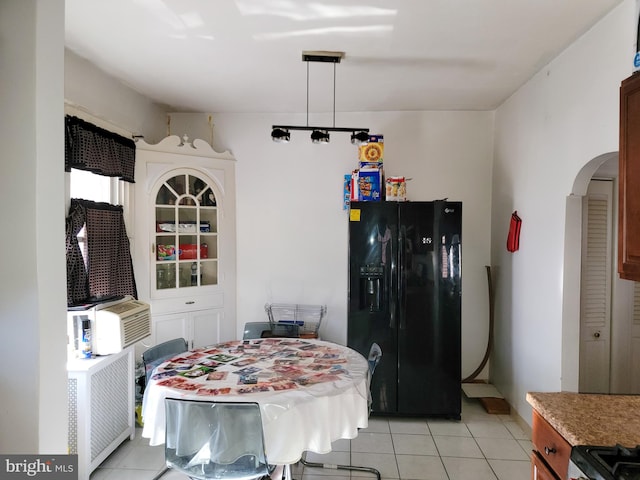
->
xmin=68 ymin=346 xmax=135 ymax=480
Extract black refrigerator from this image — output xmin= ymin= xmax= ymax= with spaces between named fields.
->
xmin=347 ymin=200 xmax=461 ymax=418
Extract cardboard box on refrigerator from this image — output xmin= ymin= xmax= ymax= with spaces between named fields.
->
xmin=350 ymin=167 xmax=383 ymax=202
xmin=358 ymin=135 xmax=384 ymax=163
xmin=343 ymin=174 xmax=352 ymax=210
xmin=385 ymin=176 xmax=407 ymax=201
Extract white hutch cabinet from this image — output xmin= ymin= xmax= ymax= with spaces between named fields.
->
xmin=134 ymin=136 xmax=236 ymax=348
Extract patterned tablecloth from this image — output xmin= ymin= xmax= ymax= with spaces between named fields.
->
xmin=141 ymin=338 xmax=370 ymax=465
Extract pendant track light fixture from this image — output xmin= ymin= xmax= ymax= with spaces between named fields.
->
xmin=271 ymin=51 xmax=370 ymax=145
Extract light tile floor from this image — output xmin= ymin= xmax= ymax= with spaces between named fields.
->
xmin=90 ymin=395 xmax=533 ymax=480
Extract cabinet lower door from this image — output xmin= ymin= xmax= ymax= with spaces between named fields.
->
xmin=153 ymin=308 xmax=223 ymax=349
xmin=153 ymin=312 xmax=190 ymax=346
xmin=191 ymin=309 xmax=223 ymax=348
xmin=531 ymin=452 xmax=559 ymax=480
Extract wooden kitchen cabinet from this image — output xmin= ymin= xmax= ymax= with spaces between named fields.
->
xmin=527 ymin=392 xmax=640 ymax=480
xmin=531 ymin=451 xmax=557 ymax=480
xmin=618 ymin=72 xmax=640 ymax=280
xmin=134 ymin=136 xmax=237 ymax=346
xmin=531 ymin=410 xmax=571 ymax=480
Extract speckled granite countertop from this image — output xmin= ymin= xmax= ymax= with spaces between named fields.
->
xmin=527 ymin=392 xmax=640 ymax=447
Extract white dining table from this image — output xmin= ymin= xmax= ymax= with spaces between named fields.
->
xmin=141 ymin=338 xmax=370 ymax=467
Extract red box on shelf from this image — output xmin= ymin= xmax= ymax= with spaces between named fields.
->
xmin=178 ymin=244 xmax=208 ymax=260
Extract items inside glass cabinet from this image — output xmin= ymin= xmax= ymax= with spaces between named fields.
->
xmin=154 ymin=173 xmax=219 ymax=290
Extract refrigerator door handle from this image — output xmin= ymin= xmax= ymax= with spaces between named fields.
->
xmin=398 ymin=226 xmax=406 ymax=330
xmin=389 ymin=228 xmax=396 ymax=329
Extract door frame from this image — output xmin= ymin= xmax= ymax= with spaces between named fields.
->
xmin=561 ymin=151 xmax=617 ymax=392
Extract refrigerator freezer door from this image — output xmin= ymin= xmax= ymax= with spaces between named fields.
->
xmin=347 ymin=201 xmax=399 ymax=414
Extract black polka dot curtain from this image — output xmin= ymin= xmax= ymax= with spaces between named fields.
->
xmin=64 ymin=115 xmax=136 ymax=183
xmin=66 ymin=199 xmax=137 ymax=306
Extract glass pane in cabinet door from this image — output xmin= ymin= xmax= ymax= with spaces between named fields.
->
xmin=178 ymin=234 xmax=199 ymax=261
xmin=200 ymin=209 xmax=217 ymax=234
xmin=190 ymin=176 xmax=205 ymax=197
xmin=156 ymin=263 xmax=176 ymax=290
xmin=177 ymin=207 xmax=198 ymax=232
xmin=167 ymin=175 xmax=186 ymax=196
xmin=200 ymin=240 xmax=211 ymax=260
xmin=190 ymin=175 xmax=216 ymax=206
xmin=201 ymin=236 xmax=217 ymax=259
xmin=178 ymin=262 xmax=200 ymax=288
xmin=156 ymin=184 xmax=177 ymax=205
xmin=200 ymin=186 xmax=216 ymax=206
xmin=201 ymin=261 xmax=218 ymax=286
xmin=156 ymin=206 xmax=175 ymax=233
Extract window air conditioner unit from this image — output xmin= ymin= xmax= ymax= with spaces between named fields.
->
xmin=92 ymin=299 xmax=151 ymax=355
xmin=68 ymin=297 xmax=151 ymax=356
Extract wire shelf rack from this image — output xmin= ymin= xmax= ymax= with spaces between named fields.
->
xmin=264 ymin=303 xmax=327 ymax=338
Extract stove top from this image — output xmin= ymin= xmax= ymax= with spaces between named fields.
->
xmin=571 ymin=445 xmax=640 ymax=480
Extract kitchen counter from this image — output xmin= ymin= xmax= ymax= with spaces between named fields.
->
xmin=526 ymin=392 xmax=640 ymax=447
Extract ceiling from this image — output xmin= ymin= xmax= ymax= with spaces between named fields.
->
xmin=65 ymin=0 xmax=623 ymax=114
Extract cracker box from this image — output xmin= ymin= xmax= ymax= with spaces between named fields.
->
xmin=358 ymin=135 xmax=384 ymax=164
xmin=351 ymin=168 xmax=383 ymax=202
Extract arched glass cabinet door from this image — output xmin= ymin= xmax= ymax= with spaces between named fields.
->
xmin=154 ymin=172 xmax=218 ymax=292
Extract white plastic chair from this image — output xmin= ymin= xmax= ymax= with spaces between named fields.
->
xmin=164 ymin=399 xmax=274 ymax=480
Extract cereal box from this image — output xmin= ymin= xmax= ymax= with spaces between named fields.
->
xmin=358 ymin=135 xmax=384 ymax=164
xmin=343 ymin=174 xmax=351 ymax=210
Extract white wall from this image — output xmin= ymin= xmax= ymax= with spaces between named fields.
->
xmin=65 ymin=49 xmax=169 ymax=143
xmin=0 ymin=0 xmax=67 ymax=453
xmin=211 ymin=111 xmax=494 ymax=377
xmin=491 ymin=0 xmax=634 ymax=421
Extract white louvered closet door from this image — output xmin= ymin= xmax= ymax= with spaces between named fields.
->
xmin=579 ymin=179 xmax=612 ymax=393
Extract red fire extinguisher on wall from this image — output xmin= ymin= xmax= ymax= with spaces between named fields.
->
xmin=507 ymin=211 xmax=522 ymax=253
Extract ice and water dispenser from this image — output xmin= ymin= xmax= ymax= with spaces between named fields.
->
xmin=359 ymin=264 xmax=384 ymax=311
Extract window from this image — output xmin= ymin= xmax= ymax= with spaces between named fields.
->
xmin=69 ymin=168 xmax=112 ymax=203
xmin=69 ymin=169 xmax=133 ymax=268
xmin=64 ymin=113 xmax=137 ymax=305
xmin=69 ymin=168 xmax=132 ymax=226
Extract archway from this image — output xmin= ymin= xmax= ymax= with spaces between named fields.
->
xmin=561 ymin=151 xmax=618 ymax=392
